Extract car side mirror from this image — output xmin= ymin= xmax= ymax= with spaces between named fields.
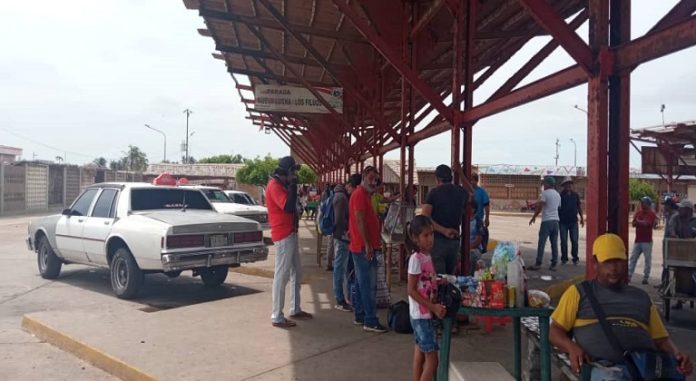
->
xmin=61 ymin=208 xmax=72 ymax=216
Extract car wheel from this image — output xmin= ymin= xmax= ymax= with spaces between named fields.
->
xmin=199 ymin=265 xmax=228 ymax=287
xmin=110 ymin=247 xmax=144 ymax=299
xmin=164 ymin=270 xmax=182 ymax=279
xmin=37 ymin=236 xmax=62 ymax=279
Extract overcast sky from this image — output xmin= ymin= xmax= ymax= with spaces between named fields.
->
xmin=1 ymin=1 xmax=694 ymax=169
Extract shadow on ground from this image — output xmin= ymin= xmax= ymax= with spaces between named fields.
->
xmin=54 ymin=268 xmax=263 ymax=311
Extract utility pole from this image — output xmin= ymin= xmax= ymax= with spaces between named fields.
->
xmin=661 ymin=104 xmax=666 ymax=126
xmin=144 ymin=124 xmax=167 ymax=162
xmin=569 ymin=138 xmax=577 ymax=168
xmin=554 ymin=138 xmax=560 ymax=167
xmin=183 ymin=108 xmax=193 ymax=163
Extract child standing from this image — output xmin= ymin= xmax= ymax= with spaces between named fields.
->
xmin=406 ymin=215 xmax=447 ymax=381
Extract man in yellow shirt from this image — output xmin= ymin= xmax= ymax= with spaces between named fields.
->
xmin=550 ymin=233 xmax=692 ymax=380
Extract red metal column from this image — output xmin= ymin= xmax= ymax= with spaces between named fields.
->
xmin=585 ymin=0 xmax=610 ymax=279
xmin=450 ymin=0 xmax=464 ymax=185
xmin=607 ymin=1 xmax=630 ymax=244
xmin=460 ymin=0 xmax=476 ymax=275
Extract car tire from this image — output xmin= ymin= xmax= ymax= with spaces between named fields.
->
xmin=110 ymin=247 xmax=144 ymax=299
xmin=199 ymin=265 xmax=228 ymax=287
xmin=37 ymin=236 xmax=62 ymax=279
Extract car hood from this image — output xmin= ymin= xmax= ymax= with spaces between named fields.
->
xmin=212 ymin=203 xmax=267 ymax=215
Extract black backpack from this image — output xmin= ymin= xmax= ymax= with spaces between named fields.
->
xmin=437 ymin=282 xmax=462 ymax=319
xmin=388 ymin=300 xmax=413 ymax=334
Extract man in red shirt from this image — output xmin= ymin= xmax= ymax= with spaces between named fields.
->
xmin=266 ymin=156 xmax=313 ymax=328
xmin=348 ymin=165 xmax=387 ymax=333
xmin=629 ymin=196 xmax=658 ymax=285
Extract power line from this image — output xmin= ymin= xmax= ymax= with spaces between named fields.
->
xmin=1 ymin=127 xmax=102 ymax=159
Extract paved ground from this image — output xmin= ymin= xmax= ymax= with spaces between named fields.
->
xmin=1 ymin=213 xmax=695 ymax=380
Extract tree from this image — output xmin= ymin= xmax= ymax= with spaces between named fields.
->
xmin=236 ymin=155 xmax=278 ymax=186
xmin=93 ymin=157 xmax=107 ymax=167
xmin=109 ymin=159 xmax=125 ymax=170
xmin=629 ymin=178 xmax=658 ymax=202
xmin=297 ymin=164 xmax=317 ymax=184
xmin=123 ymin=145 xmax=148 ymax=172
xmin=198 ymin=154 xmax=245 ymax=164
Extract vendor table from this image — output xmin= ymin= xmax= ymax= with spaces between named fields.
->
xmin=438 ymin=306 xmax=553 ymax=381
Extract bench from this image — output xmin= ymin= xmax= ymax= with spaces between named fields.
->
xmin=521 ymin=317 xmax=590 ymax=381
xmin=449 ymin=362 xmax=514 ymax=381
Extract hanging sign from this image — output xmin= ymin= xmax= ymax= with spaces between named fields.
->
xmin=254 ymin=85 xmax=343 ymax=114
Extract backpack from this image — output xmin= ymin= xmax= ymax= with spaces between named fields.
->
xmin=388 ymin=300 xmax=413 ymax=333
xmin=437 ymin=282 xmax=462 ymax=319
xmin=319 ymin=193 xmax=335 ymax=235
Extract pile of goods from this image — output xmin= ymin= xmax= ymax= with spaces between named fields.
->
xmin=449 ymin=241 xmax=550 ymax=309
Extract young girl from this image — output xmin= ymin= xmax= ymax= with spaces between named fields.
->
xmin=406 ymin=215 xmax=447 ymax=381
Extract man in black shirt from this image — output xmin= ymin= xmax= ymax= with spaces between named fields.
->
xmin=558 ymin=177 xmax=584 ymax=265
xmin=421 ymin=164 xmax=469 ymax=274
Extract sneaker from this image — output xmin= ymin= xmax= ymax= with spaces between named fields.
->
xmin=334 ymin=302 xmax=353 ymax=312
xmin=528 ymin=265 xmax=541 ymax=271
xmin=573 ymin=261 xmax=579 ymax=266
xmin=353 ymin=319 xmax=364 ymax=325
xmin=641 ymin=279 xmax=649 ymax=285
xmin=549 ymin=265 xmax=557 ymax=271
xmin=363 ymin=323 xmax=388 ymax=333
xmin=561 ymin=261 xmax=568 ymax=266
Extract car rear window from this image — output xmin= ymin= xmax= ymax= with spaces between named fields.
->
xmin=203 ymin=189 xmax=232 ymax=203
xmin=131 ymin=189 xmax=213 ymax=211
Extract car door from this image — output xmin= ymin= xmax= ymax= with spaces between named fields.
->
xmin=55 ymin=188 xmax=99 ymax=262
xmin=82 ymin=188 xmax=119 ymax=265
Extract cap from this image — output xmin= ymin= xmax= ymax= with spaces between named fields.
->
xmin=678 ymin=199 xmax=694 ymax=209
xmin=640 ymin=196 xmax=652 ymax=205
xmin=543 ymin=176 xmax=556 ymax=186
xmin=278 ymin=156 xmax=300 ymax=171
xmin=561 ymin=176 xmax=573 ymax=185
xmin=435 ymin=164 xmax=453 ymax=181
xmin=593 ymin=233 xmax=627 ymax=262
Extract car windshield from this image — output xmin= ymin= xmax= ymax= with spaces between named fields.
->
xmin=202 ymin=189 xmax=232 ymax=203
xmin=131 ymin=188 xmax=213 ymax=210
xmin=243 ymin=194 xmax=257 ymax=205
xmin=231 ymin=193 xmax=252 ymax=205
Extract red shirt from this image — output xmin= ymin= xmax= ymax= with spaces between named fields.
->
xmin=266 ymin=178 xmax=295 ymax=242
xmin=348 ymin=186 xmax=381 ymax=253
xmin=634 ymin=209 xmax=657 ymax=243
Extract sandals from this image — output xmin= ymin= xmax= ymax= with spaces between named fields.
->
xmin=271 ymin=319 xmax=297 ymax=328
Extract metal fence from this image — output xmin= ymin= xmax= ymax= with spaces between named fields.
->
xmin=0 ymin=164 xmax=143 ymax=216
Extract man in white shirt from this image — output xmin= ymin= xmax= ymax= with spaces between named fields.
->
xmin=529 ymin=176 xmax=562 ymax=271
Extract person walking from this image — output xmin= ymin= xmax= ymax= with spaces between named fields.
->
xmin=331 ymin=182 xmax=352 ymax=312
xmin=266 ymin=156 xmax=313 ymax=328
xmin=421 ymin=164 xmax=469 ymax=275
xmin=628 ymin=196 xmax=657 ymax=285
xmin=348 ymin=166 xmax=387 ymax=333
xmin=529 ymin=176 xmax=561 ymax=271
xmin=558 ymin=177 xmax=584 ymax=265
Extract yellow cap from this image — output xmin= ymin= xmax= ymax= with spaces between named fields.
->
xmin=592 ymin=233 xmax=627 ymax=262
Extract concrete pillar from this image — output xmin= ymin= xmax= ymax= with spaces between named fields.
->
xmin=0 ymin=164 xmax=5 ymax=214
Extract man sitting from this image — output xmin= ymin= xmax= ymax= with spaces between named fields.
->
xmin=550 ymin=233 xmax=692 ymax=380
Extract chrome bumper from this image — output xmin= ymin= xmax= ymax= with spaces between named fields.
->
xmin=26 ymin=237 xmax=34 ymax=251
xmin=161 ymin=246 xmax=269 ymax=272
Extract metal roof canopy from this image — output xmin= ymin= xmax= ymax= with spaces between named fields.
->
xmin=632 ymin=120 xmax=696 ymax=189
xmin=184 ymin=0 xmax=696 ymax=279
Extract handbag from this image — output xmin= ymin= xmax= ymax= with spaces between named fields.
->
xmin=581 ymin=281 xmax=684 ymax=381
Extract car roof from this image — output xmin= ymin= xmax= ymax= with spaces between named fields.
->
xmin=86 ymin=183 xmax=202 ymax=191
xmin=181 ymin=185 xmax=222 ymax=190
xmin=225 ymin=190 xmax=247 ymax=194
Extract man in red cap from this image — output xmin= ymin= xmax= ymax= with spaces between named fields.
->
xmin=266 ymin=156 xmax=313 ymax=328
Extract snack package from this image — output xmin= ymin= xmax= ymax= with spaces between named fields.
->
xmin=489 ymin=281 xmax=506 ymax=309
xmin=527 ymin=289 xmax=550 ymax=308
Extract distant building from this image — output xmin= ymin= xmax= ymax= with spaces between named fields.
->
xmin=0 ymin=145 xmax=22 ymax=164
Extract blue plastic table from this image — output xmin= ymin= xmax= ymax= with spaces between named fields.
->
xmin=438 ymin=306 xmax=554 ymax=381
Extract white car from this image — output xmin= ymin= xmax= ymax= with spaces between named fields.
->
xmin=26 ymin=183 xmax=268 ymax=299
xmin=184 ymin=186 xmax=269 ymax=230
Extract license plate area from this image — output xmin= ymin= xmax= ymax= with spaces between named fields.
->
xmin=210 ymin=234 xmax=229 ymax=247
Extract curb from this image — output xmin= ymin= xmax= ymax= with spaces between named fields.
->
xmin=22 ymin=315 xmax=158 ymax=381
xmin=544 ymin=274 xmax=585 ymax=301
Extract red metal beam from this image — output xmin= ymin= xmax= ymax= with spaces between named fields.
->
xmin=615 ymin=16 xmax=696 ymax=70
xmin=518 ymin=0 xmax=593 ymax=74
xmin=490 ymin=9 xmax=588 ymax=99
xmin=332 ymin=0 xmax=454 ymax=125
xmin=648 ymin=0 xmax=696 ymax=34
xmin=217 ymin=44 xmax=323 ymax=68
xmin=410 ymin=0 xmax=447 ymax=39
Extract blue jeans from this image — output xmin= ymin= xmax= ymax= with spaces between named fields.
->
xmin=628 ymin=242 xmax=653 ymax=282
xmin=560 ymin=221 xmax=580 ymax=263
xmin=411 ymin=318 xmax=438 ymax=353
xmin=351 ymin=250 xmax=379 ymax=327
xmin=536 ymin=220 xmax=559 ymax=266
xmin=333 ymin=239 xmax=349 ymax=304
